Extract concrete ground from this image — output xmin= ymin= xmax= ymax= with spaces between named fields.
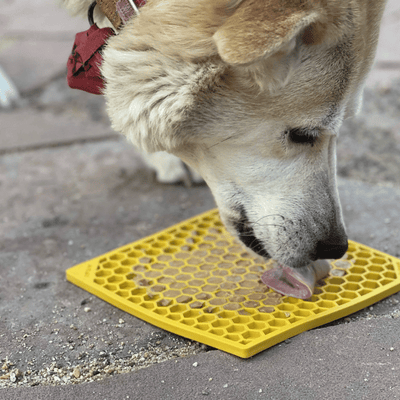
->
xmin=0 ymin=0 xmax=400 ymax=399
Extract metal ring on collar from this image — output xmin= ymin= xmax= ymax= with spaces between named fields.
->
xmin=88 ymin=1 xmax=97 ymax=26
xmin=127 ymin=0 xmax=140 ymax=14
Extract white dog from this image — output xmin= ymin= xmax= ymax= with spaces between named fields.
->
xmin=61 ymin=0 xmax=387 ymax=272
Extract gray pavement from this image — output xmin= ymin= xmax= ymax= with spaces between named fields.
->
xmin=0 ymin=0 xmax=87 ymax=93
xmin=0 ymin=109 xmax=116 ymax=152
xmin=5 ymin=316 xmax=400 ymax=400
xmin=0 ymin=0 xmax=400 ymax=398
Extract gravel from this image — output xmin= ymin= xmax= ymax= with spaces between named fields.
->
xmin=0 ymin=324 xmax=207 ymax=389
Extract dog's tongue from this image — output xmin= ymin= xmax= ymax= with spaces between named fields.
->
xmin=261 ymin=260 xmax=330 ymax=299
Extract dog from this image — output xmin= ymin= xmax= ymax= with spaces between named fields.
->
xmin=61 ymin=0 xmax=387 ymax=271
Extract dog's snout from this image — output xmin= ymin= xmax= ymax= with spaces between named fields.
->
xmin=315 ymin=237 xmax=348 ymax=260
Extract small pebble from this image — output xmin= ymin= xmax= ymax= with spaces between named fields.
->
xmin=73 ymin=367 xmax=81 ymax=378
xmin=9 ymin=372 xmax=16 ymax=383
xmin=84 ymin=307 xmax=91 ymax=313
xmin=193 ymin=362 xmax=198 ymax=367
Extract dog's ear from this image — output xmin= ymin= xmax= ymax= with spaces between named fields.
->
xmin=213 ymin=0 xmax=325 ymax=65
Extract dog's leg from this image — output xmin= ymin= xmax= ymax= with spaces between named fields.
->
xmin=141 ymin=152 xmax=203 ymax=186
xmin=0 ymin=66 xmax=20 ymax=109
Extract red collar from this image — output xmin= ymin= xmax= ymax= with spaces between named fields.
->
xmin=97 ymin=0 xmax=147 ymax=30
xmin=67 ymin=0 xmax=147 ymax=95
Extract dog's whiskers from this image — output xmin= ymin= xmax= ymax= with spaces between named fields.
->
xmin=206 ymin=133 xmax=241 ymax=150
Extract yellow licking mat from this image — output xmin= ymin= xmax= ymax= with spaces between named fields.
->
xmin=67 ymin=209 xmax=400 ymax=358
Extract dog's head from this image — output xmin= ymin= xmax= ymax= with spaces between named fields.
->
xmin=102 ymin=0 xmax=386 ymax=268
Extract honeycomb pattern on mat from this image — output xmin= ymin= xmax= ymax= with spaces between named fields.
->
xmin=68 ymin=210 xmax=400 ymax=357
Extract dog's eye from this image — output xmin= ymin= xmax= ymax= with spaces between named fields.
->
xmin=286 ymin=127 xmax=319 ymax=146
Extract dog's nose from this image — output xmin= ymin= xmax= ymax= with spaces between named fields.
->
xmin=315 ymin=238 xmax=348 ymax=260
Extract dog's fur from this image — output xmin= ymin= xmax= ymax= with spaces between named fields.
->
xmin=61 ymin=0 xmax=387 ymax=268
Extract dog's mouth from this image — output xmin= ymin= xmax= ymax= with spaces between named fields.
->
xmin=232 ymin=206 xmax=270 ymax=259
